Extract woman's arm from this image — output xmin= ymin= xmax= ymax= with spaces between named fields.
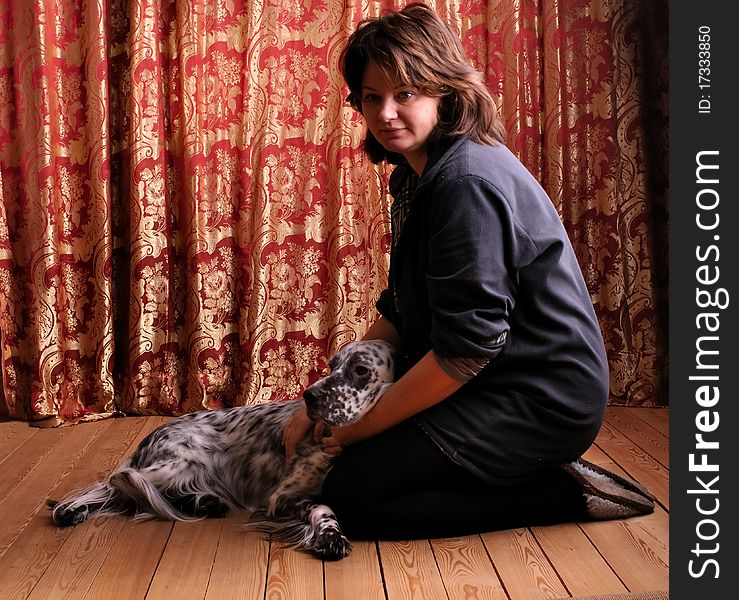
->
xmin=321 ymin=348 xmax=463 ymax=453
xmin=362 ymin=315 xmax=402 ymax=347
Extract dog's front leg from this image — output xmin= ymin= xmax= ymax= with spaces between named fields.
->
xmin=304 ymin=501 xmax=351 ymax=560
xmin=265 ymin=451 xmax=327 ymax=519
xmin=266 ymin=492 xmax=351 ymax=560
xmin=264 ymin=453 xmax=351 ymax=559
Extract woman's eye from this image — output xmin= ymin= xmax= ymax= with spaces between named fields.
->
xmin=397 ymin=91 xmax=414 ymax=101
xmin=362 ymin=94 xmax=378 ymax=103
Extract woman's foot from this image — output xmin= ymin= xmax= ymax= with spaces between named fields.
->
xmin=561 ymin=458 xmax=655 ymax=520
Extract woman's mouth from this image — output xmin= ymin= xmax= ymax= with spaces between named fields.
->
xmin=380 ymin=128 xmax=405 ymax=139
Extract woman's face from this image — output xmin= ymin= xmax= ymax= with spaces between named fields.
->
xmin=360 ymin=63 xmax=440 ymax=174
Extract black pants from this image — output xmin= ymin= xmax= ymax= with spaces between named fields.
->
xmin=321 ymin=420 xmax=588 ymax=540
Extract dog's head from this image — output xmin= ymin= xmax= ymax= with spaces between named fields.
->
xmin=302 ymin=340 xmax=396 ymax=426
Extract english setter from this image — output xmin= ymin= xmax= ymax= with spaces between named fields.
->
xmin=49 ymin=339 xmax=396 ymax=560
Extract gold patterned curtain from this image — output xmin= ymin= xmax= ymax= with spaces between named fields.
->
xmin=0 ymin=0 xmax=667 ymax=424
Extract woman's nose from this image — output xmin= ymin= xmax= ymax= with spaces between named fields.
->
xmin=378 ymin=99 xmax=398 ymax=122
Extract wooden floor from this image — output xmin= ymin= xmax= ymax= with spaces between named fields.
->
xmin=0 ymin=407 xmax=668 ymax=599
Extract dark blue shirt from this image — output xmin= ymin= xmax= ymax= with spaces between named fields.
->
xmin=376 ymin=137 xmax=609 ymax=484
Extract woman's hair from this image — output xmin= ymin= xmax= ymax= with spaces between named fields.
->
xmin=340 ymin=2 xmax=506 ymax=164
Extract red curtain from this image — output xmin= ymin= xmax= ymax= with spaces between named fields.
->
xmin=0 ymin=0 xmax=668 ymax=425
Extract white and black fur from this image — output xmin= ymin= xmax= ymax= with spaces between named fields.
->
xmin=49 ymin=339 xmax=396 ymax=560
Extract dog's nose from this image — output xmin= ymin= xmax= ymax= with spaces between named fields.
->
xmin=302 ymin=388 xmax=317 ymax=406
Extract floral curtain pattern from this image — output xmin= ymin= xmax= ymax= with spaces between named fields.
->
xmin=0 ymin=0 xmax=667 ymax=424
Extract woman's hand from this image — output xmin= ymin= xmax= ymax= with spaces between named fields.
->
xmin=283 ymin=403 xmax=359 ymax=458
xmin=283 ymin=402 xmax=322 ymax=460
xmin=320 ymin=423 xmax=361 ymax=455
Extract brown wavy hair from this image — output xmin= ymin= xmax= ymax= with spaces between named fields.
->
xmin=340 ymin=2 xmax=506 ymax=164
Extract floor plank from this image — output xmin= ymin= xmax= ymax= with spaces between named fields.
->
xmin=85 ymin=519 xmax=173 ymax=600
xmin=531 ymin=523 xmax=627 ymax=597
xmin=0 ymin=512 xmax=78 ymax=600
xmin=0 ymin=421 xmax=38 ymax=467
xmin=481 ymin=527 xmax=569 ymax=600
xmin=604 ymin=407 xmax=669 ymax=468
xmin=324 ymin=540 xmax=386 ymax=600
xmin=580 ymin=509 xmax=669 ymax=593
xmin=0 ymin=427 xmax=71 ymax=506
xmin=629 ymin=407 xmax=669 ymax=437
xmin=0 ymin=422 xmax=111 ymax=559
xmin=264 ymin=543 xmax=324 ymax=600
xmin=146 ymin=519 xmax=224 ymax=600
xmin=26 ymin=515 xmax=126 ymax=600
xmin=205 ymin=514 xmax=269 ymax=600
xmin=378 ymin=539 xmax=448 ymax=600
xmin=430 ymin=534 xmax=508 ymax=600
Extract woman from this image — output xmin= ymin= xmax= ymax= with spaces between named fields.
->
xmin=283 ymin=3 xmax=646 ymax=540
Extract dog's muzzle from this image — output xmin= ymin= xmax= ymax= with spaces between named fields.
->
xmin=302 ymin=388 xmax=323 ymax=421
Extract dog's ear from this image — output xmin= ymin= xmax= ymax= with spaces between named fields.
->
xmin=327 ymin=354 xmax=340 ymax=371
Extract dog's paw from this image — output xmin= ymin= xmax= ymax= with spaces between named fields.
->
xmin=312 ymin=527 xmax=352 ymax=561
xmin=196 ymin=495 xmax=230 ymax=519
xmin=52 ymin=504 xmax=89 ymax=527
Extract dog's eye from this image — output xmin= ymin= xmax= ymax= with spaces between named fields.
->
xmin=354 ymin=365 xmax=369 ymax=376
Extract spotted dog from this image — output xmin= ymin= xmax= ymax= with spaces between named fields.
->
xmin=48 ymin=340 xmax=396 ymax=560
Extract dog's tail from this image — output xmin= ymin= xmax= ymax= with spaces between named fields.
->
xmin=49 ymin=468 xmax=197 ymax=526
xmin=107 ymin=468 xmax=200 ymax=522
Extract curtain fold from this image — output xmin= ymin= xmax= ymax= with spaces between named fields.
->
xmin=0 ymin=0 xmax=116 ymax=422
xmin=0 ymin=0 xmax=668 ymax=424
